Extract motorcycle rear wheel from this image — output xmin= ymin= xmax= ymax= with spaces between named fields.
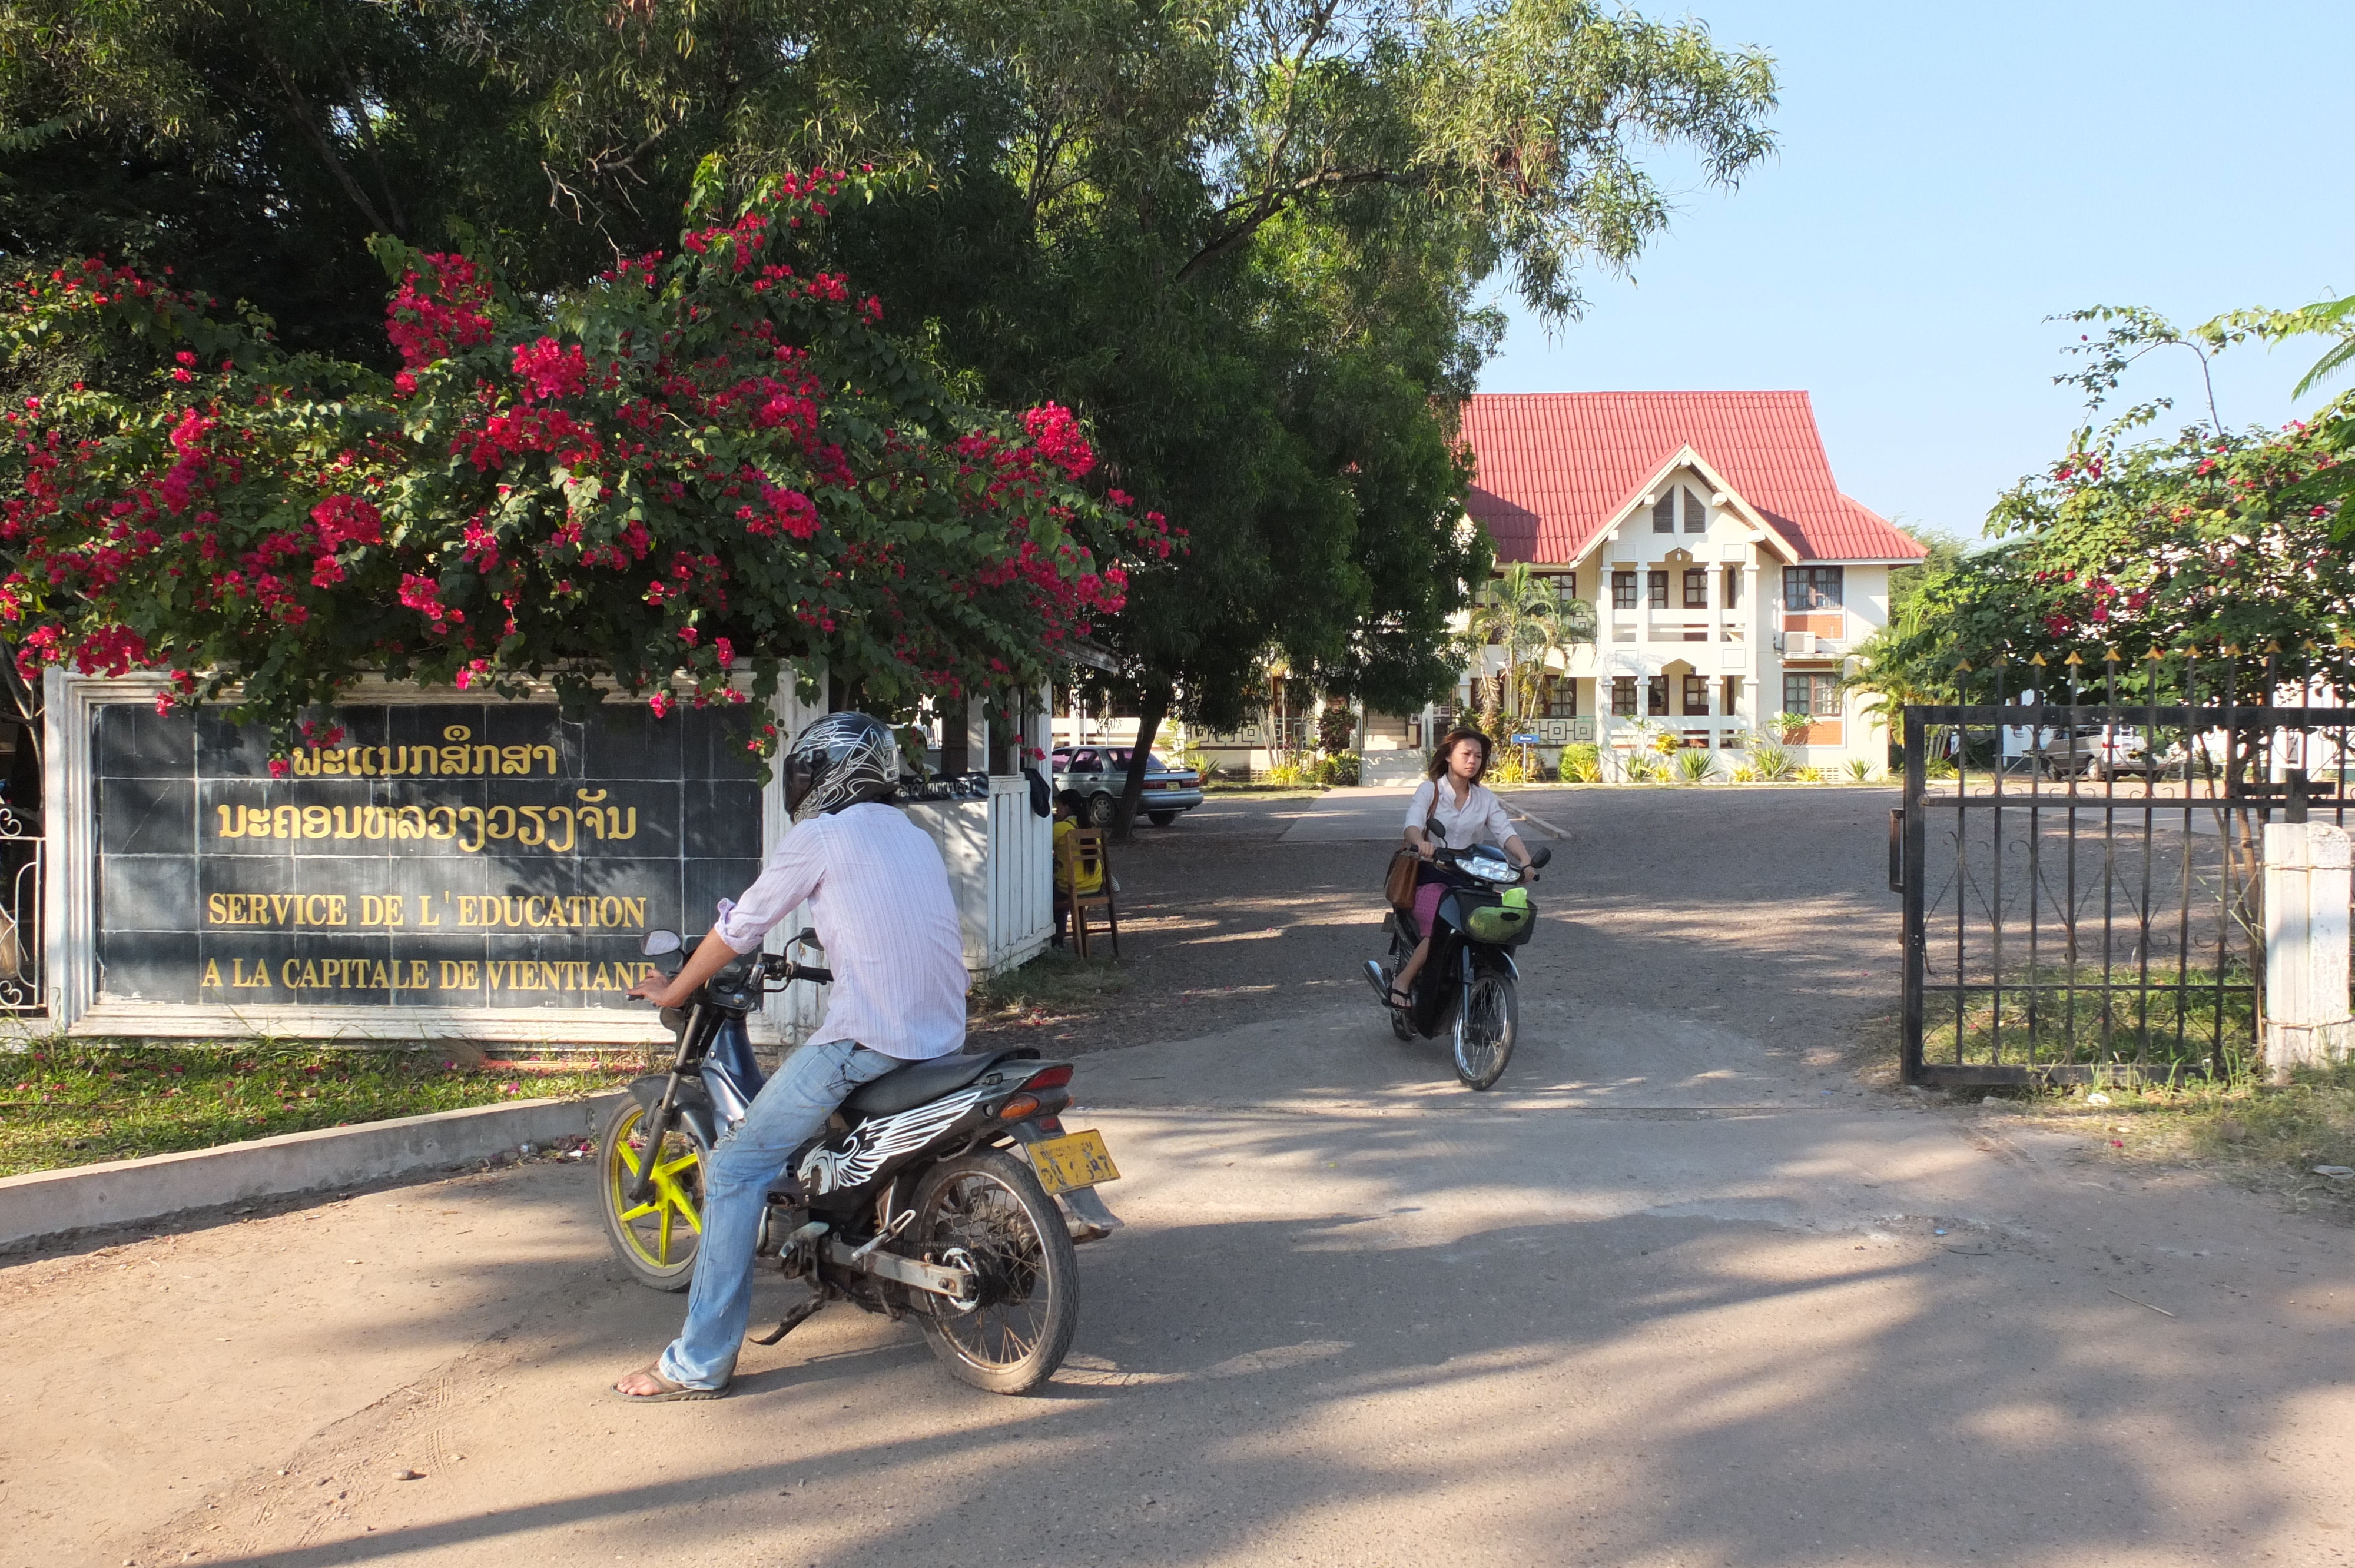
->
xmin=911 ymin=1147 xmax=1080 ymax=1394
xmin=1451 ymin=972 xmax=1519 ymax=1091
xmin=599 ymin=1097 xmax=710 ymax=1291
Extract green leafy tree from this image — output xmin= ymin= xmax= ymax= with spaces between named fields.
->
xmin=1 ymin=0 xmax=1779 ymax=833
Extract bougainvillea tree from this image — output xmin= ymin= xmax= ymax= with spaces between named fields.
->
xmin=0 ymin=164 xmax=1167 ymax=770
xmin=1852 ymin=303 xmax=2355 ymax=713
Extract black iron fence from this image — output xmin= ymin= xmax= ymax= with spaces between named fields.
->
xmin=1896 ymin=653 xmax=2355 ymax=1087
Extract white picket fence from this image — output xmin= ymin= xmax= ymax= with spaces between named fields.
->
xmin=905 ymin=775 xmax=1054 ymax=978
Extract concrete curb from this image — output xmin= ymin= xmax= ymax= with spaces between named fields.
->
xmin=0 ymin=1089 xmax=628 ymax=1251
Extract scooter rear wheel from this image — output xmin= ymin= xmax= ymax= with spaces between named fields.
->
xmin=1451 ymin=972 xmax=1519 ymax=1091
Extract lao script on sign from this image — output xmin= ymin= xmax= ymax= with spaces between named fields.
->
xmin=94 ymin=702 xmax=764 ymax=1011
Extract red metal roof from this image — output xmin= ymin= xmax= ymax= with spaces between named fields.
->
xmin=1461 ymin=391 xmax=1925 ymax=564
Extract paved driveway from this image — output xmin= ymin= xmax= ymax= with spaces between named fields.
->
xmin=11 ymin=789 xmax=2353 ymax=1567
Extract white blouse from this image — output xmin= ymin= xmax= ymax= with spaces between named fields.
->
xmin=1404 ymin=778 xmax=1518 ymax=853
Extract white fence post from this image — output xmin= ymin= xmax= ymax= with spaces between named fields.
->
xmin=2261 ymin=820 xmax=2354 ymax=1080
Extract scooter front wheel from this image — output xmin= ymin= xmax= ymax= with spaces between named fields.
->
xmin=1452 ymin=972 xmax=1519 ymax=1090
xmin=599 ymin=1097 xmax=710 ymax=1291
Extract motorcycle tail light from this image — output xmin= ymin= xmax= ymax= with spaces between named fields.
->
xmin=1021 ymin=1065 xmax=1074 ymax=1092
xmin=996 ymin=1093 xmax=1042 ymax=1121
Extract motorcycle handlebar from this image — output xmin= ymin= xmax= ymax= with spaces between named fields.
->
xmin=759 ymin=953 xmax=832 ymax=986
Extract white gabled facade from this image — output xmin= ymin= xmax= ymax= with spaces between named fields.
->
xmin=1451 ymin=451 xmax=1901 ymax=771
xmin=1371 ymin=391 xmax=1928 ymax=780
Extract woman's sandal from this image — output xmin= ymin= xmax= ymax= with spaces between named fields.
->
xmin=612 ymin=1364 xmax=728 ymax=1403
xmin=1386 ymin=985 xmax=1412 ymax=1009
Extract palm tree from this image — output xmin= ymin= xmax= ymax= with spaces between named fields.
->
xmin=1467 ymin=563 xmax=1598 ymax=727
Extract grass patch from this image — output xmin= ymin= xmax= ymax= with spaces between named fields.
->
xmin=1918 ymin=965 xmax=2255 ymax=1077
xmin=1992 ymin=1062 xmax=2355 ymax=1222
xmin=970 ymin=947 xmax=1130 ymax=1028
xmin=1852 ymin=1001 xmax=2355 ymax=1221
xmin=0 ymin=1041 xmax=643 ymax=1178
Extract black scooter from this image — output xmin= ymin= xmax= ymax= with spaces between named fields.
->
xmin=597 ymin=928 xmax=1123 ymax=1394
xmin=1364 ymin=830 xmax=1550 ymax=1089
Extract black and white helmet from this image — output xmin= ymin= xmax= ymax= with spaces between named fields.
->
xmin=782 ymin=710 xmax=901 ymax=822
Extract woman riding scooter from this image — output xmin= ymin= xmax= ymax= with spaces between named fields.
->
xmin=1386 ymin=727 xmax=1537 ymax=1008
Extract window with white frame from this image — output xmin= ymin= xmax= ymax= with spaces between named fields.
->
xmin=1784 ymin=565 xmax=1845 ymax=610
xmin=1783 ymin=672 xmax=1842 ymax=717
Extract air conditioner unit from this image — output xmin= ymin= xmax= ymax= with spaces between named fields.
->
xmin=1786 ymin=631 xmax=1817 ymax=657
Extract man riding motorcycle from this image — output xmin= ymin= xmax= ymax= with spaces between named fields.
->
xmin=613 ymin=710 xmax=968 ymax=1401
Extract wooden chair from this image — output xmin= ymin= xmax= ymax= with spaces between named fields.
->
xmin=1066 ymin=827 xmax=1120 ymax=959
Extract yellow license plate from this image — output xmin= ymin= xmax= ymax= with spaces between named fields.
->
xmin=1027 ymin=1129 xmax=1120 ymax=1195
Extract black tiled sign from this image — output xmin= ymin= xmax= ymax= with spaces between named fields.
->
xmin=94 ymin=703 xmax=764 ymax=1009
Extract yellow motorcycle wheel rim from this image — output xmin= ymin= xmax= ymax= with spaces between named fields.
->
xmin=609 ymin=1104 xmax=705 ymax=1270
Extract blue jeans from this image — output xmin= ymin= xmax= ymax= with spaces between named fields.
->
xmin=656 ymin=1038 xmax=900 ymax=1389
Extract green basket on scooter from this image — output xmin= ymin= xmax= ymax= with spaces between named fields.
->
xmin=1459 ymin=886 xmax=1534 ymax=946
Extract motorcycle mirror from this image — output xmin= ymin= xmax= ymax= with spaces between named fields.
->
xmin=1528 ymin=845 xmax=1553 ymax=869
xmin=1426 ymin=823 xmax=1446 ymax=842
xmin=640 ymin=929 xmax=682 ymax=958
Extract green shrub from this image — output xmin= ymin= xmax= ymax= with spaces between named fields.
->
xmin=1259 ymin=753 xmax=1308 ymax=786
xmin=1560 ymin=742 xmax=1601 ymax=783
xmin=1768 ymin=710 xmax=1813 ymax=746
xmin=1623 ymin=752 xmax=1662 ymax=783
xmin=1673 ymin=747 xmax=1717 ymax=783
xmin=1925 ymin=758 xmax=1957 ymax=780
xmin=1749 ymin=740 xmax=1795 ymax=780
xmin=1843 ymin=758 xmax=1878 ymax=782
xmin=1794 ymin=764 xmax=1826 ymax=783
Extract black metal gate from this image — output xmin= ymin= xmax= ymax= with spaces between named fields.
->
xmin=1896 ymin=656 xmax=2355 ymax=1087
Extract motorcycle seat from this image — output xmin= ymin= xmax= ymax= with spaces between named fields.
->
xmin=840 ymin=1048 xmax=1039 ymax=1118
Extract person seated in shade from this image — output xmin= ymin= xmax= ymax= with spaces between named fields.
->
xmin=1050 ymin=789 xmax=1104 ymax=948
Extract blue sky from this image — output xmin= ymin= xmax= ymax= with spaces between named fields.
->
xmin=1476 ymin=0 xmax=2352 ymax=542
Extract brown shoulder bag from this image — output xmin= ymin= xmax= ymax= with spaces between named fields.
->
xmin=1385 ymin=793 xmax=1438 ymax=912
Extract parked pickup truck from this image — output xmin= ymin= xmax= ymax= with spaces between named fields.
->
xmin=1052 ymin=746 xmax=1205 ymax=827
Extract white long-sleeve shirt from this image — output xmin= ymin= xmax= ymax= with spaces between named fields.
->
xmin=1404 ymin=777 xmax=1518 ymax=852
xmin=712 ymin=803 xmax=968 ymax=1061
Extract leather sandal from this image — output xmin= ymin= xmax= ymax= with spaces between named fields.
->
xmin=611 ymin=1363 xmax=728 ymax=1402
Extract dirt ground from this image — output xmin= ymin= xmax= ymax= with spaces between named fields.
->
xmin=16 ymin=786 xmax=2355 ymax=1568
xmin=973 ymin=785 xmax=1905 ymax=1059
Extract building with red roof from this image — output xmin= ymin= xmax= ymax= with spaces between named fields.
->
xmin=1363 ymin=390 xmax=1925 ymax=779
